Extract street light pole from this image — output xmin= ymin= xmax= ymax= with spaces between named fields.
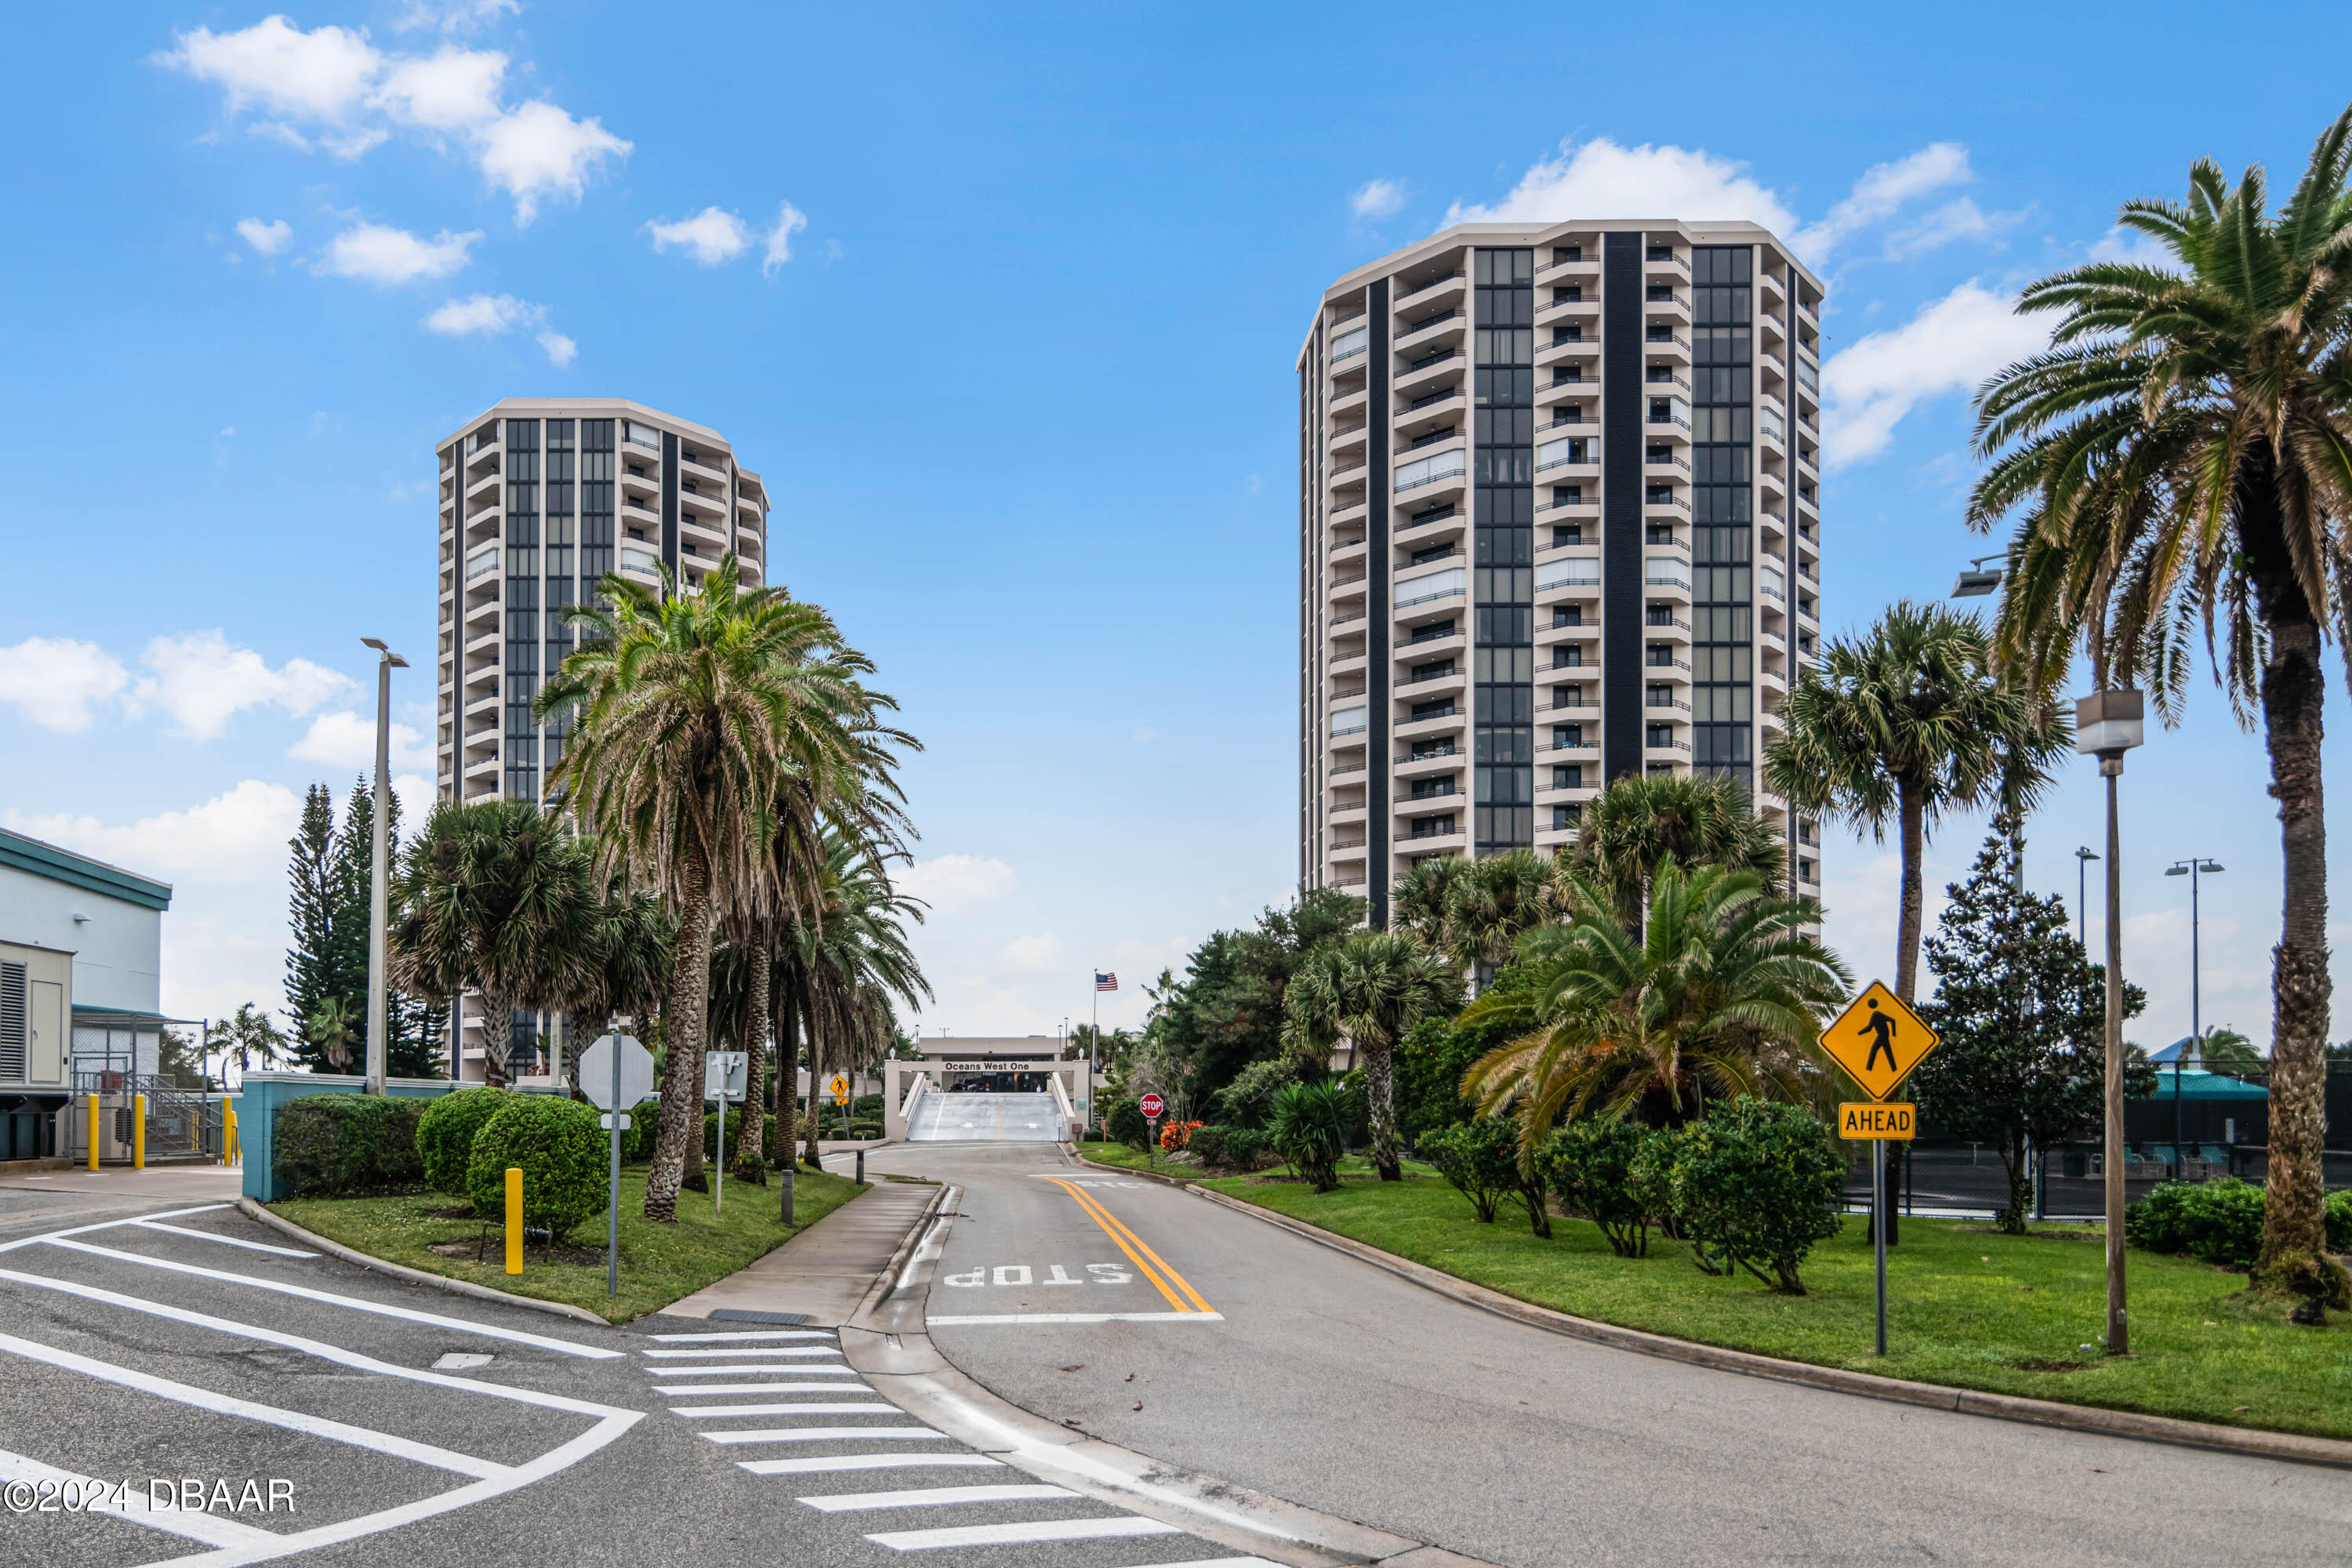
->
xmin=2076 ymin=688 xmax=2143 ymax=1356
xmin=361 ymin=639 xmax=408 ymax=1097
xmin=2074 ymin=847 xmax=2099 ymax=949
xmin=2164 ymin=857 xmax=2224 ymax=1178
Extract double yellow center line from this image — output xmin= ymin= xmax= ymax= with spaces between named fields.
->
xmin=1034 ymin=1176 xmax=1215 ymax=1316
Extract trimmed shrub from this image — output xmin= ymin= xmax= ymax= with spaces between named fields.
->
xmin=703 ymin=1109 xmax=779 ymax=1162
xmin=1213 ymin=1057 xmax=1301 ymax=1130
xmin=273 ymin=1094 xmax=426 ymax=1199
xmin=465 ymin=1094 xmax=608 ymax=1240
xmin=1655 ymin=1098 xmax=1844 ymax=1294
xmin=416 ymin=1086 xmax=510 ymax=1196
xmin=2330 ymin=1189 xmax=2352 ymax=1253
xmin=1266 ymin=1080 xmax=1348 ymax=1192
xmin=619 ymin=1098 xmax=662 ymax=1163
xmin=1425 ymin=1116 xmax=1551 ymax=1236
xmin=2126 ymin=1178 xmax=2266 ymax=1269
xmin=1106 ymin=1098 xmax=1151 ymax=1151
xmin=1542 ymin=1119 xmax=1657 ymax=1258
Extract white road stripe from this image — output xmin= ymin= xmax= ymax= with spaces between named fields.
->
xmin=740 ymin=1454 xmax=1004 ymax=1476
xmin=0 ymin=1448 xmax=284 ymax=1550
xmin=800 ymin=1483 xmax=1076 ymax=1512
xmin=648 ymin=1363 xmax=858 ymax=1377
xmin=641 ymin=1345 xmax=843 ymax=1358
xmin=671 ymin=1401 xmax=898 ymax=1417
xmin=867 ymin=1516 xmax=1182 ymax=1550
xmin=646 ymin=1330 xmax=836 ymax=1342
xmin=132 ymin=1221 xmax=318 ymax=1258
xmin=36 ymin=1236 xmax=620 ymax=1358
xmin=1108 ymin=1559 xmax=1283 ymax=1567
xmin=927 ymin=1312 xmax=1225 ymax=1325
xmin=0 ymin=1202 xmax=236 ymax=1255
xmin=699 ymin=1426 xmax=949 ymax=1445
xmin=653 ymin=1381 xmax=871 ymax=1396
xmin=0 ymin=1330 xmax=505 ymax=1479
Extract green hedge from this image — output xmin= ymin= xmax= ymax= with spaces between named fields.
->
xmin=416 ymin=1086 xmax=510 ymax=1196
xmin=273 ymin=1094 xmax=426 ymax=1199
xmin=466 ymin=1095 xmax=608 ymax=1240
xmin=2126 ymin=1178 xmax=2352 ymax=1270
xmin=703 ymin=1109 xmax=780 ymax=1162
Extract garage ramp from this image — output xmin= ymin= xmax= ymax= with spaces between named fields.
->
xmin=906 ymin=1091 xmax=1065 ymax=1143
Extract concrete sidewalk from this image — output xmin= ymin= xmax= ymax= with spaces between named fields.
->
xmin=0 ymin=1162 xmax=243 ymax=1200
xmin=664 ymin=1172 xmax=941 ymax=1326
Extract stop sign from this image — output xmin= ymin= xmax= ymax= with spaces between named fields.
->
xmin=1139 ymin=1093 xmax=1165 ymax=1120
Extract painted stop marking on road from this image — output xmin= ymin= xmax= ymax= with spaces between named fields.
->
xmin=1139 ymin=1093 xmax=1164 ymax=1119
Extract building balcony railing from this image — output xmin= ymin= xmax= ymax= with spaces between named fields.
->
xmin=1396 ymin=270 xmax=1466 ymax=305
xmin=1399 ymin=744 xmax=1459 ymax=763
xmin=1398 ymin=667 xmax=1459 ymax=688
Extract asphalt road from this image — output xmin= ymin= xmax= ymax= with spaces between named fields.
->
xmin=883 ymin=1140 xmax=2352 ymax=1567
xmin=0 ymin=1181 xmax=1262 ymax=1568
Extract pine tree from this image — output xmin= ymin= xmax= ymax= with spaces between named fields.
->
xmin=283 ymin=784 xmax=341 ymax=1071
xmin=1912 ymin=819 xmax=2151 ymax=1232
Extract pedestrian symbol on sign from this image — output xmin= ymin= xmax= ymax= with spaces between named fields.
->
xmin=1860 ymin=997 xmax=1898 ymax=1074
xmin=1819 ymin=982 xmax=1940 ymax=1102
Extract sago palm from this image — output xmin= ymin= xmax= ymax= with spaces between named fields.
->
xmin=1565 ymin=771 xmax=1786 ymax=922
xmin=1966 ymin=107 xmax=2352 ymax=1306
xmin=1762 ymin=600 xmax=2066 ymax=1004
xmin=1281 ymin=930 xmax=1461 ymax=1180
xmin=1461 ymin=858 xmax=1849 ymax=1156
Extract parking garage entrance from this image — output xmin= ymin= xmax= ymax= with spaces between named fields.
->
xmin=946 ymin=1069 xmax=1052 ymax=1093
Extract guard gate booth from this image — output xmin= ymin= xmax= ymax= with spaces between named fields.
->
xmin=884 ymin=1036 xmax=1087 ymax=1143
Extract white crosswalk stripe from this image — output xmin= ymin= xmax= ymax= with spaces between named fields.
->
xmin=652 ymin=1381 xmax=872 ymax=1395
xmin=739 ymin=1454 xmax=1005 ymax=1476
xmin=698 ymin=1425 xmax=953 ymax=1444
xmin=866 ymin=1516 xmax=1184 ymax=1550
xmin=798 ymin=1483 xmax=1077 ymax=1512
xmin=642 ymin=1363 xmax=860 ymax=1376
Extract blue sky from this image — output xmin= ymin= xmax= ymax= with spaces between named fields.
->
xmin=4 ymin=1 xmax=2350 ymax=1051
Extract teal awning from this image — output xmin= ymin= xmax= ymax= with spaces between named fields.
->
xmin=2144 ymin=1068 xmax=2268 ymax=1101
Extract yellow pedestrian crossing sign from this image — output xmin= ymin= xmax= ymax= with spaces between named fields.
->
xmin=1820 ymin=982 xmax=1940 ymax=1102
xmin=829 ymin=1073 xmax=850 ymax=1105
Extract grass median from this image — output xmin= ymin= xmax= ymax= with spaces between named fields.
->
xmin=275 ymin=1165 xmax=866 ymax=1324
xmin=1195 ymin=1168 xmax=2352 ymax=1442
xmin=1075 ymin=1142 xmax=1432 ymax=1179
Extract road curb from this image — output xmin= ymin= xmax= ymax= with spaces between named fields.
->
xmin=845 ymin=1178 xmax=952 ymax=1323
xmin=237 ymin=1197 xmax=615 ymax=1327
xmin=1182 ymin=1185 xmax=2352 ymax=1472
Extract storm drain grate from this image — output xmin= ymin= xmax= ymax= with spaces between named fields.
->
xmin=708 ymin=1308 xmax=813 ymax=1325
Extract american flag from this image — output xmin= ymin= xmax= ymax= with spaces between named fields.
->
xmin=1095 ymin=971 xmax=1118 ymax=993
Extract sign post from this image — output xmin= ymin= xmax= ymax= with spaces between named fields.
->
xmin=579 ymin=1033 xmax=653 ymax=1298
xmin=1140 ymin=1092 xmax=1164 ymax=1171
xmin=831 ymin=1072 xmax=851 ymax=1143
xmin=706 ymin=1051 xmax=747 ymax=1217
xmin=1818 ymin=982 xmax=1940 ymax=1356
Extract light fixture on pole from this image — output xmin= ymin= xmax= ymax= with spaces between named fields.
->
xmin=2163 ymin=856 xmax=2224 ymax=1178
xmin=361 ymin=638 xmax=408 ymax=1097
xmin=2075 ymin=687 xmax=2143 ymax=1356
xmin=2074 ymin=847 xmax=2099 ymax=947
xmin=1952 ymin=555 xmax=2005 ymax=598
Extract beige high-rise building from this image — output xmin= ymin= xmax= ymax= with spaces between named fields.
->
xmin=434 ymin=398 xmax=769 ymax=1078
xmin=1297 ymin=222 xmax=1826 ymax=925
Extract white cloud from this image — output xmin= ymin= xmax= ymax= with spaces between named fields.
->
xmin=372 ymin=45 xmax=506 ymax=130
xmin=289 ymin=710 xmax=434 ymax=771
xmin=1791 ymin=143 xmax=1972 ymax=260
xmin=422 ymin=292 xmax=575 ymax=365
xmin=2089 ymin=225 xmax=2178 ymax=271
xmin=897 ymin=855 xmax=1018 ymax=907
xmin=1445 ymin=136 xmax=1797 ymax=233
xmin=646 ymin=206 xmax=751 ymax=265
xmin=475 ymin=100 xmax=630 ymax=224
xmin=318 ymin=222 xmax=480 ymax=284
xmin=762 ymin=202 xmax=808 ymax=276
xmin=159 ymin=16 xmax=379 ymax=125
xmin=235 ymin=216 xmax=292 ymax=255
xmin=1820 ymin=281 xmax=2050 ymax=469
xmin=1350 ymin=178 xmax=1406 ymax=220
xmin=1883 ymin=197 xmax=2023 ymax=261
xmin=395 ymin=0 xmax=521 ymax=33
xmin=1001 ymin=931 xmax=1066 ymax=973
xmin=5 ymin=780 xmax=300 ymax=883
xmin=1131 ymin=726 xmax=1160 ymax=745
xmin=0 ymin=637 xmax=131 ymax=732
xmin=126 ymin=631 xmax=352 ymax=741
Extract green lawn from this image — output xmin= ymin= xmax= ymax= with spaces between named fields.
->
xmin=276 ymin=1166 xmax=866 ymax=1324
xmin=1198 ymin=1170 xmax=2352 ymax=1441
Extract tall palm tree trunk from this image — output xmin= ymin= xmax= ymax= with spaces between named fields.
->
xmin=2243 ymin=476 xmax=2342 ymax=1305
xmin=801 ymin=997 xmax=826 ymax=1169
xmin=645 ymin=845 xmax=712 ymax=1222
xmin=1896 ymin=776 xmax=1926 ymax=1005
xmin=735 ymin=935 xmax=771 ymax=1185
xmin=1364 ymin=1038 xmax=1403 ymax=1181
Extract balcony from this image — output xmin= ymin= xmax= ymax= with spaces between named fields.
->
xmin=1392 ymin=448 xmax=1466 ymax=498
xmin=1396 ymin=504 xmax=1463 ymax=542
xmin=1396 ymin=387 xmax=1466 ymax=434
xmin=1397 ymin=665 xmax=1462 ymax=691
xmin=1396 ymin=309 xmax=1464 ymax=348
xmin=1396 ymin=744 xmax=1459 ymax=774
xmin=1395 ymin=349 xmax=1464 ymax=394
xmin=1395 ymin=269 xmax=1466 ymax=308
xmin=1537 ymin=292 xmax=1601 ymax=322
xmin=1396 ymin=822 xmax=1465 ymax=844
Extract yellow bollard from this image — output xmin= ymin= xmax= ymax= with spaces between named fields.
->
xmin=505 ymin=1167 xmax=523 ymax=1275
xmin=133 ymin=1094 xmax=146 ymax=1170
xmin=222 ymin=1102 xmax=240 ymax=1166
xmin=87 ymin=1094 xmax=100 ymax=1171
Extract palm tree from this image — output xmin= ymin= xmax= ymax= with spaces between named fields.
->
xmin=1461 ymin=858 xmax=1850 ymax=1155
xmin=539 ymin=557 xmax=876 ymax=1221
xmin=389 ymin=798 xmax=604 ymax=1087
xmin=207 ymin=1004 xmax=292 ymax=1081
xmin=307 ymin=996 xmax=358 ymax=1074
xmin=1762 ymin=601 xmax=2066 ymax=1004
xmin=792 ymin=831 xmax=930 ymax=1168
xmin=1442 ymin=849 xmax=1559 ymax=982
xmin=1966 ymin=109 xmax=2352 ymax=1306
xmin=1282 ymin=930 xmax=1461 ymax=1180
xmin=1391 ymin=854 xmax=1470 ymax=949
xmin=1565 ymin=772 xmax=1786 ymax=920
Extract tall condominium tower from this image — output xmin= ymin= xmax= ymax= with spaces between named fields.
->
xmin=434 ymin=398 xmax=768 ymax=1078
xmin=1298 ymin=222 xmax=1825 ymax=927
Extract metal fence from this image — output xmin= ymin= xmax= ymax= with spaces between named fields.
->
xmin=1842 ymin=1140 xmax=2352 ymax=1221
xmin=60 ymin=1072 xmax=225 ymax=1166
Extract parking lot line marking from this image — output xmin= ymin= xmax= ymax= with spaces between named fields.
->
xmin=926 ymin=1312 xmax=1226 ymax=1326
xmin=866 ymin=1516 xmax=1182 ymax=1551
xmin=670 ymin=1401 xmax=898 ymax=1417
xmin=0 ymin=1447 xmax=285 ymax=1551
xmin=34 ymin=1237 xmax=621 ymax=1358
xmin=1048 ymin=1180 xmax=1216 ymax=1315
xmin=131 ymin=1221 xmax=318 ymax=1258
xmin=741 ymin=1454 xmax=1004 ymax=1476
xmin=699 ymin=1426 xmax=950 ymax=1444
xmin=648 ymin=1364 xmax=861 ymax=1377
xmin=800 ymin=1483 xmax=1076 ymax=1512
xmin=647 ymin=1330 xmax=836 ymax=1342
xmin=0 ymin=1330 xmax=506 ymax=1479
xmin=641 ymin=1345 xmax=844 ymax=1358
xmin=0 ymin=1203 xmax=237 ymax=1256
xmin=652 ymin=1381 xmax=872 ymax=1395
xmin=1031 ymin=1177 xmax=1190 ymax=1312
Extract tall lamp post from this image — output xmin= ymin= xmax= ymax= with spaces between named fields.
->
xmin=361 ymin=639 xmax=408 ymax=1097
xmin=2074 ymin=847 xmax=2099 ymax=948
xmin=2163 ymin=857 xmax=2224 ymax=1178
xmin=2076 ymin=688 xmax=2143 ymax=1356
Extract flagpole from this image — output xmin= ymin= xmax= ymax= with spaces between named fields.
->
xmin=1091 ymin=973 xmax=1099 ymax=1138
